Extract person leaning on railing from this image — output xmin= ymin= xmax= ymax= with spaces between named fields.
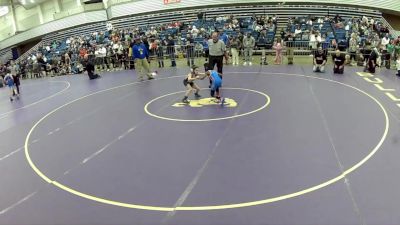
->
xmin=164 ymin=36 xmax=176 ymax=67
xmin=284 ymin=32 xmax=295 ymax=65
xmin=185 ymin=34 xmax=195 ymax=67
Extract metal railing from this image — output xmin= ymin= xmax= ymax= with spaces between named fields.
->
xmin=14 ymin=40 xmax=399 ymax=79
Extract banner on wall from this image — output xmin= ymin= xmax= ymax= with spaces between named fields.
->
xmin=163 ymin=0 xmax=181 ymax=4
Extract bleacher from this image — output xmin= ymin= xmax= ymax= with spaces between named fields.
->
xmin=0 ymin=48 xmax=13 ymax=64
xmin=42 ymin=22 xmax=107 ymax=45
xmin=7 ymin=3 xmax=392 ymax=64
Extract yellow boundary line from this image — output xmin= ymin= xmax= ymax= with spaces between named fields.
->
xmin=0 ymin=81 xmax=70 ymax=119
xmin=24 ymin=73 xmax=389 ymax=211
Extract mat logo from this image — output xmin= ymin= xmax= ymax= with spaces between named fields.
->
xmin=172 ymin=98 xmax=237 ymax=108
xmin=357 ymin=72 xmax=400 ymax=108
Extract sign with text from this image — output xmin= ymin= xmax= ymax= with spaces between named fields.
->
xmin=163 ymin=0 xmax=181 ymax=4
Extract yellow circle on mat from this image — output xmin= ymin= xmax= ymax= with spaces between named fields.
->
xmin=144 ymin=87 xmax=271 ymax=122
xmin=24 ymin=73 xmax=389 ymax=211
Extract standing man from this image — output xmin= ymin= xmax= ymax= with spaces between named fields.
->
xmin=284 ymin=32 xmax=295 ymax=65
xmin=9 ymin=60 xmax=20 ymax=95
xmin=132 ymin=37 xmax=154 ymax=81
xmin=366 ymin=47 xmax=379 ymax=74
xmin=208 ymin=32 xmax=227 ymax=75
xmin=243 ymin=32 xmax=255 ymax=65
xmin=165 ymin=36 xmax=176 ymax=67
xmin=348 ymin=33 xmax=358 ymax=66
xmin=230 ymin=36 xmax=241 ymax=66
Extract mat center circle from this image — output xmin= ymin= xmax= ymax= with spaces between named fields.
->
xmin=144 ymin=88 xmax=271 ymax=122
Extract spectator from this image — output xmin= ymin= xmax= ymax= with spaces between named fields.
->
xmin=348 ymin=33 xmax=359 ymax=66
xmin=366 ymin=47 xmax=379 ymax=73
xmin=332 ymin=49 xmax=345 ymax=74
xmin=83 ymin=54 xmax=100 ymax=80
xmin=313 ymin=47 xmax=327 ymax=73
xmin=243 ymin=33 xmax=255 ymax=66
xmin=273 ymin=37 xmax=283 ymax=65
xmin=284 ymin=32 xmax=295 ymax=64
xmin=229 ymin=36 xmax=241 ymax=66
xmin=396 ymin=55 xmax=400 ymax=76
xmin=165 ymin=35 xmax=176 ymax=67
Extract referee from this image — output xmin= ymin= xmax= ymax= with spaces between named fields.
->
xmin=208 ymin=32 xmax=227 ymax=75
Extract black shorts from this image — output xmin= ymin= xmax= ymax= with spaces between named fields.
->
xmin=183 ymin=79 xmax=194 ymax=87
xmin=12 ymin=75 xmax=20 ymax=86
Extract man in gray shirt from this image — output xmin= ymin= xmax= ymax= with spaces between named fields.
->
xmin=208 ymin=32 xmax=227 ymax=75
xmin=243 ymin=33 xmax=255 ymax=65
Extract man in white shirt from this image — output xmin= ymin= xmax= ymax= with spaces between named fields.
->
xmin=106 ymin=22 xmax=113 ymax=33
xmin=381 ymin=35 xmax=390 ymax=50
xmin=309 ymin=33 xmax=317 ymax=50
xmin=381 ymin=35 xmax=390 ymax=67
xmin=295 ymin=27 xmax=302 ymax=36
xmin=191 ymin=26 xmax=199 ymax=38
xmin=243 ymin=33 xmax=255 ymax=66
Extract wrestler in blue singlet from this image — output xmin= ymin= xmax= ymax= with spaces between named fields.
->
xmin=209 ymin=70 xmax=222 ymax=97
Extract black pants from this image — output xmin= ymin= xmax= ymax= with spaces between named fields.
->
xmin=208 ymin=55 xmax=223 ymax=74
xmin=87 ymin=64 xmax=100 ymax=79
xmin=396 ymin=70 xmax=400 ymax=76
xmin=88 ymin=71 xmax=100 ymax=80
xmin=333 ymin=66 xmax=344 ymax=74
xmin=12 ymin=75 xmax=20 ymax=94
xmin=368 ymin=61 xmax=376 ymax=73
xmin=350 ymin=52 xmax=356 ymax=61
xmin=210 ymin=87 xmax=220 ymax=98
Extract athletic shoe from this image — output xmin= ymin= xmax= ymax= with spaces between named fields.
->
xmin=220 ymin=97 xmax=225 ymax=105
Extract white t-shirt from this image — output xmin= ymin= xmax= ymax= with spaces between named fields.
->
xmin=106 ymin=22 xmax=113 ymax=31
xmin=309 ymin=34 xmax=316 ymax=42
xmin=396 ymin=59 xmax=400 ymax=70
xmin=4 ymin=74 xmax=13 ymax=85
xmin=99 ymin=47 xmax=107 ymax=57
xmin=381 ymin=37 xmax=389 ymax=49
